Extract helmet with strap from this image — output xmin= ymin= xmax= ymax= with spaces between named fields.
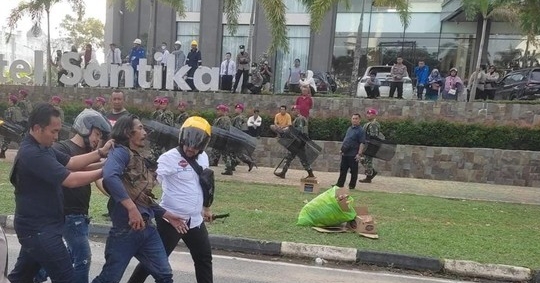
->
xmin=72 ymin=109 xmax=112 ymax=151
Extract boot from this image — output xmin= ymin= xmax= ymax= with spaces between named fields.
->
xmin=0 ymin=150 xmax=5 ymax=159
xmin=221 ymin=170 xmax=233 ymax=176
xmin=209 ymin=159 xmax=218 ymax=167
xmin=274 ymin=166 xmax=288 ymax=179
xmin=301 ymin=169 xmax=316 ymax=182
xmin=359 ymin=170 xmax=377 ymax=183
xmin=248 ymin=161 xmax=257 ymax=172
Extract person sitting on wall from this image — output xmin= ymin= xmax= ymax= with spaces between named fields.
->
xmin=364 ymin=72 xmax=381 ymax=99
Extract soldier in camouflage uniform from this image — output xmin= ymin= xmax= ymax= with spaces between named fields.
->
xmin=274 ymin=105 xmax=314 ymax=179
xmin=17 ymin=89 xmax=33 ymax=122
xmin=175 ymin=101 xmax=190 ymax=127
xmin=1 ymin=95 xmax=24 ymax=158
xmin=151 ymin=97 xmax=163 ymax=120
xmin=94 ymin=96 xmax=108 ymax=116
xmin=359 ymin=108 xmax=382 ymax=183
xmin=210 ymin=104 xmax=235 ymax=175
xmin=230 ymin=103 xmax=256 ymax=171
xmin=50 ymin=96 xmax=65 ymax=121
xmin=149 ymin=97 xmax=175 ymax=162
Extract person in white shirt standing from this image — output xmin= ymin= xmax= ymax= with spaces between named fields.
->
xmin=127 ymin=116 xmax=214 ymax=283
xmin=106 ymin=43 xmax=122 ymax=85
xmin=158 ymin=42 xmax=170 ymax=90
xmin=220 ymin=52 xmax=235 ymax=91
xmin=247 ymin=109 xmax=262 ymax=138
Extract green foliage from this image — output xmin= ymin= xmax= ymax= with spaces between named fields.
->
xmin=59 ymin=15 xmax=105 ymax=49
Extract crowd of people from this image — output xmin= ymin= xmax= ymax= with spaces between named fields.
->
xmin=0 ymin=77 xmax=389 ymax=282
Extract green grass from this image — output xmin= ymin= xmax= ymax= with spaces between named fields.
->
xmin=1 ymin=162 xmax=540 ymax=268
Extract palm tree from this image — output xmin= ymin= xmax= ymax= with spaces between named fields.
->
xmin=513 ymin=0 xmax=540 ymax=67
xmin=115 ymin=0 xmax=185 ymax=62
xmin=7 ymin=0 xmax=84 ymax=87
xmin=461 ymin=0 xmax=516 ymax=101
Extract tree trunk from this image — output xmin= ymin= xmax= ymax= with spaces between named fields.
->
xmin=349 ymin=0 xmax=366 ymax=96
xmin=247 ymin=0 xmax=257 ymax=63
xmin=46 ymin=8 xmax=52 ymax=87
xmin=147 ymin=0 xmax=158 ymax=63
xmin=523 ymin=36 xmax=530 ymax=68
xmin=469 ymin=17 xmax=487 ymax=102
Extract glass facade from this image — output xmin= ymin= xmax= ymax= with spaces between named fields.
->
xmin=185 ymin=0 xmax=201 ymax=12
xmin=222 ymin=24 xmax=250 ymax=60
xmin=176 ymin=22 xmax=200 ymax=54
xmin=274 ymin=26 xmax=311 ymax=93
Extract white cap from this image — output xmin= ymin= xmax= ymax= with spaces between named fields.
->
xmin=174 ymin=41 xmax=182 ymax=45
xmin=133 ymin=38 xmax=142 ymax=45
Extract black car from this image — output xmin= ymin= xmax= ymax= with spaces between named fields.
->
xmin=494 ymin=68 xmax=540 ymax=100
xmin=283 ymin=71 xmax=337 ymax=94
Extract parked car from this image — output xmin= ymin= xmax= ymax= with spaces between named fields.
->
xmin=356 ymin=65 xmax=414 ymax=99
xmin=494 ymin=68 xmax=540 ymax=100
xmin=283 ymin=71 xmax=337 ymax=94
xmin=0 ymin=225 xmax=7 ymax=283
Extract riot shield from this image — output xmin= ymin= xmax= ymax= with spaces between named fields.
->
xmin=364 ymin=136 xmax=396 ymax=161
xmin=277 ymin=127 xmax=321 ymax=165
xmin=208 ymin=126 xmax=258 ymax=156
xmin=0 ymin=120 xmax=25 ymax=143
xmin=141 ymin=119 xmax=180 ymax=151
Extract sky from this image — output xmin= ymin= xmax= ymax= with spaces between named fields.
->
xmin=1 ymin=0 xmax=107 ymax=39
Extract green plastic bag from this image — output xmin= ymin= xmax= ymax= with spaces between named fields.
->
xmin=297 ymin=186 xmax=357 ymax=227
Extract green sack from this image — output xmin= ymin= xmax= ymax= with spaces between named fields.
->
xmin=297 ymin=186 xmax=357 ymax=227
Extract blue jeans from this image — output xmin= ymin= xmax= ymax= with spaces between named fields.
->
xmin=92 ymin=225 xmax=173 ymax=283
xmin=8 ymin=231 xmax=73 ymax=283
xmin=33 ymin=214 xmax=92 ymax=283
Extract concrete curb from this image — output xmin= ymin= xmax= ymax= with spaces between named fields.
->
xmin=0 ymin=215 xmax=534 ymax=282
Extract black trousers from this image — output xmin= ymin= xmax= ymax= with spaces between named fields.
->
xmin=127 ymin=217 xmax=213 ymax=283
xmin=336 ymin=155 xmax=359 ymax=189
xmin=233 ymin=70 xmax=249 ymax=92
xmin=365 ymin=86 xmax=380 ymax=98
xmin=389 ymin=82 xmax=404 ymax=98
xmin=221 ymin=75 xmax=233 ymax=91
xmin=248 ymin=126 xmax=261 ymax=137
xmin=161 ymin=66 xmax=167 ymax=90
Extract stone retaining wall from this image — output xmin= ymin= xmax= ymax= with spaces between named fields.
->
xmin=253 ymin=137 xmax=540 ymax=187
xmin=1 ymin=85 xmax=540 ymax=125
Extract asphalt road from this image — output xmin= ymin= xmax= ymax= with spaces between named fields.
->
xmin=4 ymin=232 xmax=474 ymax=283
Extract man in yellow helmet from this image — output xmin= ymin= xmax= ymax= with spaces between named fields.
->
xmin=186 ymin=40 xmax=202 ymax=91
xmin=128 ymin=116 xmax=215 ymax=283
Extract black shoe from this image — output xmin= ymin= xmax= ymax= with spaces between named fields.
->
xmin=372 ymin=170 xmax=378 ymax=180
xmin=359 ymin=178 xmax=372 ymax=183
xmin=248 ymin=162 xmax=257 ymax=172
xmin=209 ymin=161 xmax=218 ymax=167
xmin=349 ymin=186 xmax=356 ymax=190
xmin=221 ymin=171 xmax=233 ymax=176
xmin=274 ymin=171 xmax=286 ymax=179
xmin=0 ymin=151 xmax=5 ymax=159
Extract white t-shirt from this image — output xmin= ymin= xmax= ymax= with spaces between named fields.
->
xmin=156 ymin=148 xmax=209 ymax=229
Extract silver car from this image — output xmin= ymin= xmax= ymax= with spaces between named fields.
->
xmin=356 ymin=65 xmax=414 ymax=99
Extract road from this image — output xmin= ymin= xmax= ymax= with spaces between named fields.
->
xmin=3 ymin=232 xmax=474 ymax=283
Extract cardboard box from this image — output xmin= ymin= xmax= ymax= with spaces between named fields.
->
xmin=299 ymin=177 xmax=320 ymax=194
xmin=353 ymin=207 xmax=378 ymax=239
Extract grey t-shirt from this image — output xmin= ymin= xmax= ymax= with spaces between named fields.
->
xmin=289 ymin=66 xmax=303 ymax=84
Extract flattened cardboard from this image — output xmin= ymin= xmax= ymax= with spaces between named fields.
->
xmin=299 ymin=177 xmax=320 ymax=194
xmin=312 ymin=226 xmax=348 ymax=233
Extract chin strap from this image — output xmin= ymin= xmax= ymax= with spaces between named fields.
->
xmin=83 ymin=136 xmax=92 ymax=153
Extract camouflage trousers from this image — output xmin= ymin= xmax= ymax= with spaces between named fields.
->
xmin=1 ymin=138 xmax=10 ymax=152
xmin=360 ymin=156 xmax=375 ymax=176
xmin=280 ymin=149 xmax=311 ymax=171
xmin=210 ymin=149 xmax=233 ymax=171
xmin=230 ymin=152 xmax=254 ymax=169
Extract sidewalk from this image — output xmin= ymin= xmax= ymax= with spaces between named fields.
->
xmin=3 ymin=149 xmax=540 ymax=282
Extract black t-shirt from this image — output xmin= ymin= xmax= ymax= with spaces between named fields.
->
xmin=106 ymin=109 xmax=129 ymax=126
xmin=13 ymin=135 xmax=71 ymax=236
xmin=53 ymin=140 xmax=91 ymax=216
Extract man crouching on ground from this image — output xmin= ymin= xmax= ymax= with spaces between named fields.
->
xmin=92 ymin=115 xmax=188 ymax=283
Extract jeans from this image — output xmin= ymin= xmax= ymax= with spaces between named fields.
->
xmin=336 ymin=155 xmax=359 ymax=189
xmin=33 ymin=214 xmax=92 ymax=283
xmin=8 ymin=231 xmax=74 ymax=283
xmin=389 ymin=82 xmax=404 ymax=98
xmin=416 ymin=84 xmax=425 ymax=99
xmin=127 ymin=218 xmax=213 ymax=283
xmin=92 ymin=225 xmax=173 ymax=283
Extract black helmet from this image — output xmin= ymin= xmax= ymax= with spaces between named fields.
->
xmin=178 ymin=116 xmax=211 ymax=151
xmin=73 ymin=109 xmax=112 ymax=140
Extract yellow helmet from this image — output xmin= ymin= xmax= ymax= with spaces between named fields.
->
xmin=191 ymin=40 xmax=198 ymax=46
xmin=179 ymin=116 xmax=211 ymax=151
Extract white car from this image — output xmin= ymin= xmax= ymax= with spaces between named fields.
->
xmin=356 ymin=65 xmax=414 ymax=99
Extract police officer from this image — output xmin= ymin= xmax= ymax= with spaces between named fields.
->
xmin=274 ymin=105 xmax=314 ymax=179
xmin=176 ymin=101 xmax=190 ymax=127
xmin=359 ymin=108 xmax=382 ymax=183
xmin=210 ymin=104 xmax=234 ymax=175
xmin=231 ymin=103 xmax=255 ymax=172
xmin=0 ymin=94 xmax=24 ymax=158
